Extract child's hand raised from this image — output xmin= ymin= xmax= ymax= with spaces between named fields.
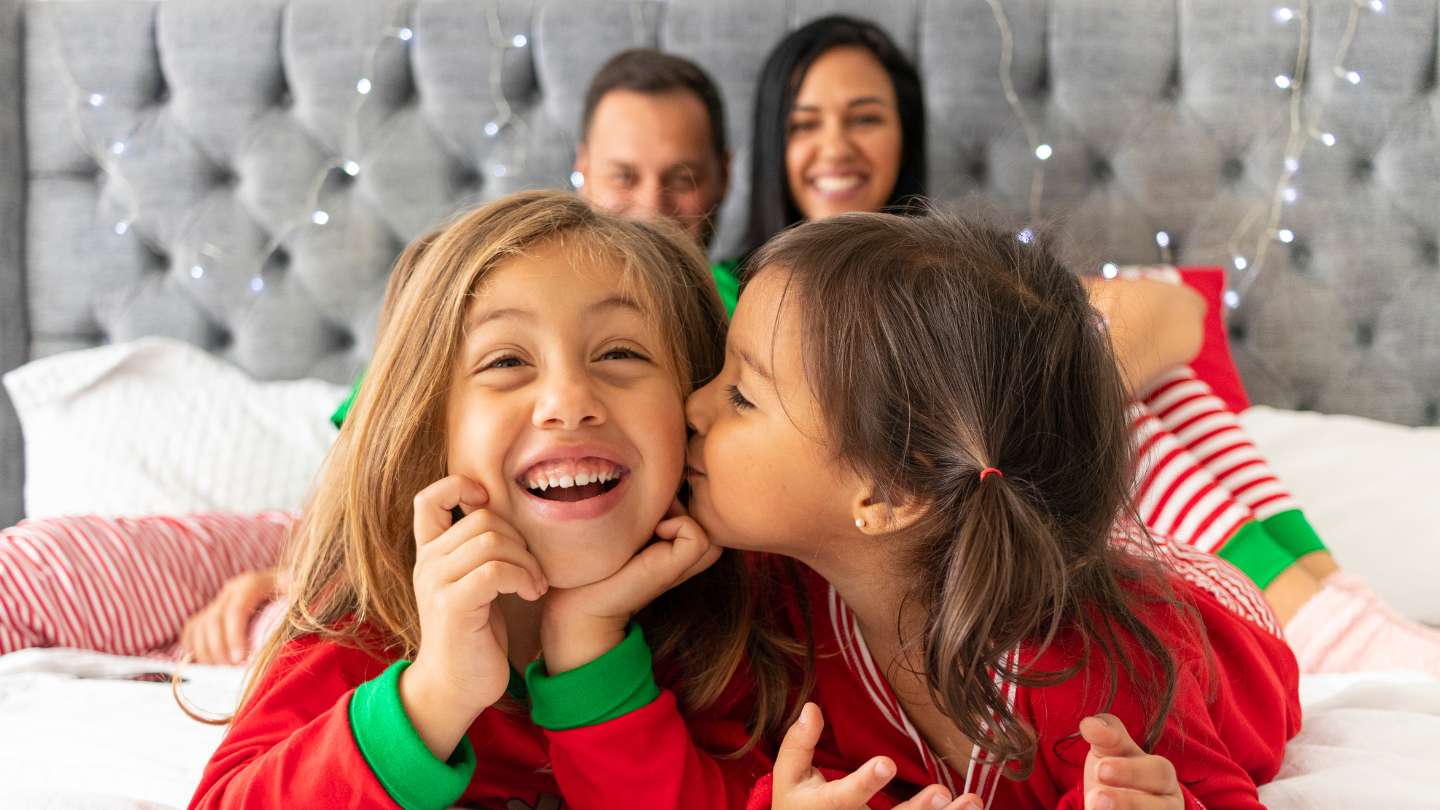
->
xmin=772 ymin=702 xmax=979 ymax=810
xmin=539 ymin=502 xmax=721 ymax=674
xmin=400 ymin=474 xmax=547 ymax=759
xmin=1079 ymin=714 xmax=1182 ymax=810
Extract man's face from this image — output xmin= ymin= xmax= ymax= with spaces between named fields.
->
xmin=576 ymin=89 xmax=729 ymax=247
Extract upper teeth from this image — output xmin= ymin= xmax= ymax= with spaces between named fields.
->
xmin=526 ymin=468 xmax=619 ymax=491
xmin=814 ymin=175 xmax=862 ymax=192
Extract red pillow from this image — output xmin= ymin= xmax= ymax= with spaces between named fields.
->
xmin=1175 ymin=266 xmax=1250 ymax=413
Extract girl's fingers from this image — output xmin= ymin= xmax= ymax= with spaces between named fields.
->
xmin=889 ymin=784 xmax=963 ymax=810
xmin=439 ymin=531 xmax=547 ymax=595
xmin=1086 ymin=786 xmax=1181 ymax=810
xmin=429 ymin=506 xmax=524 ymax=558
xmin=1080 ymin=714 xmax=1145 ymax=759
xmin=772 ymin=702 xmax=824 ymax=791
xmin=1095 ymin=754 xmax=1178 ymax=797
xmin=453 ymin=558 xmax=546 ymax=604
xmin=813 ymin=755 xmax=898 ymax=808
xmin=413 ymin=475 xmax=490 ymax=546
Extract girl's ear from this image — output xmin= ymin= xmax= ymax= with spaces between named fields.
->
xmin=850 ymin=485 xmax=929 ymax=535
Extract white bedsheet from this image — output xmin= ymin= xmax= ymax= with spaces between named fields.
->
xmin=0 ymin=648 xmax=1437 ymax=809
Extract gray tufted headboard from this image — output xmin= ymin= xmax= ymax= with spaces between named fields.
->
xmin=2 ymin=0 xmax=1438 ymax=526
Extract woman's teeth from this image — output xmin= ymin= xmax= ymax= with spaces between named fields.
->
xmin=813 ymin=175 xmax=863 ymax=192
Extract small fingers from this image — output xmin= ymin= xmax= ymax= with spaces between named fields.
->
xmin=772 ymin=702 xmax=824 ymax=791
xmin=1080 ymin=714 xmax=1144 ymax=759
xmin=439 ymin=531 xmax=547 ymax=595
xmin=812 ymin=756 xmax=897 ymax=808
xmin=1086 ymin=786 xmax=1182 ymax=810
xmin=413 ymin=475 xmax=490 ymax=546
xmin=453 ymin=558 xmax=546 ymax=604
xmin=219 ymin=595 xmax=252 ymax=664
xmin=1095 ymin=754 xmax=1179 ymax=798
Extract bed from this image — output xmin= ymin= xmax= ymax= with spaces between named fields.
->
xmin=1 ymin=0 xmax=1438 ymax=806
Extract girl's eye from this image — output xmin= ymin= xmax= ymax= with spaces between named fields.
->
xmin=485 ymin=355 xmax=525 ymax=370
xmin=726 ymin=384 xmax=754 ymax=411
xmin=598 ymin=347 xmax=649 ymax=362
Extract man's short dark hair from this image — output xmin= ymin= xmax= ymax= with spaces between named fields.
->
xmin=580 ymin=49 xmax=728 ymax=160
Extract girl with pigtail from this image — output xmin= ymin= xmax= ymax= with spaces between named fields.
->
xmin=686 ymin=210 xmax=1301 ymax=810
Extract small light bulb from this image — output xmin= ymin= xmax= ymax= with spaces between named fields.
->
xmin=113 ymin=221 xmax=129 ymax=236
xmin=87 ymin=93 xmax=105 ymax=107
xmin=1368 ymin=0 xmax=1384 ymax=12
xmin=250 ymin=276 xmax=265 ymax=293
xmin=1277 ymin=228 xmax=1295 ymax=243
xmin=1345 ymin=70 xmax=1362 ymax=85
xmin=312 ymin=210 xmax=330 ymax=225
xmin=512 ymin=34 xmax=528 ymax=48
xmin=1273 ymin=7 xmax=1295 ymax=22
xmin=1155 ymin=230 xmax=1171 ymax=248
xmin=1034 ymin=143 xmax=1052 ymax=160
xmin=356 ymin=78 xmax=372 ymax=95
xmin=110 ymin=141 xmax=126 ymax=155
xmin=1320 ymin=132 xmax=1337 ymax=147
xmin=1233 ymin=255 xmax=1249 ymax=271
xmin=494 ymin=165 xmax=509 ymax=177
xmin=1102 ymin=262 xmax=1120 ymax=279
xmin=397 ymin=27 xmax=414 ymax=41
xmin=1017 ymin=228 xmax=1035 ymax=244
xmin=569 ymin=170 xmax=585 ymax=188
xmin=484 ymin=121 xmax=500 ymax=137
xmin=1275 ymin=75 xmax=1293 ymax=89
xmin=1284 ymin=157 xmax=1299 ymax=172
xmin=190 ymin=265 xmax=205 ymax=279
xmin=1283 ymin=187 xmax=1299 ymax=203
xmin=342 ymin=160 xmax=360 ymax=176
xmin=1223 ymin=290 xmax=1241 ymax=308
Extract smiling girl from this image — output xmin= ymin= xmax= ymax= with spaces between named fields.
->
xmin=189 ymin=191 xmax=795 ymax=810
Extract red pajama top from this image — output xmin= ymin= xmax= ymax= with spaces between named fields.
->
xmin=189 ymin=623 xmax=771 ymax=810
xmin=748 ymin=533 xmax=1302 ymax=809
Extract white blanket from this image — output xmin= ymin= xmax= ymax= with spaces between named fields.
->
xmin=0 ymin=648 xmax=1436 ymax=809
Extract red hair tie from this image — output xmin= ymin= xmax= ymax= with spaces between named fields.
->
xmin=979 ymin=467 xmax=1004 ymax=481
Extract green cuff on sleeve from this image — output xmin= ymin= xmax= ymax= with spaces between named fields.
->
xmin=1217 ymin=520 xmax=1297 ymax=590
xmin=1262 ymin=508 xmax=1329 ymax=559
xmin=349 ymin=660 xmax=476 ymax=810
xmin=524 ymin=623 xmax=661 ymax=731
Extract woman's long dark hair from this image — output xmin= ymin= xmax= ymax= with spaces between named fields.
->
xmin=744 ymin=15 xmax=926 ymax=254
xmin=752 ymin=209 xmax=1188 ymax=777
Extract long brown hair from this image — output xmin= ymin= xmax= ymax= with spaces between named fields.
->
xmin=752 ymin=210 xmax=1184 ymax=775
xmin=242 ymin=191 xmax=795 ymax=750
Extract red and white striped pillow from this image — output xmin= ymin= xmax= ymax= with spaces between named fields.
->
xmin=0 ymin=512 xmax=295 ymax=658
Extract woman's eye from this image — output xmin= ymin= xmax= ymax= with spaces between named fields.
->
xmin=788 ymin=119 xmax=818 ymax=134
xmin=726 ymin=384 xmax=754 ymax=411
xmin=851 ymin=114 xmax=885 ymax=127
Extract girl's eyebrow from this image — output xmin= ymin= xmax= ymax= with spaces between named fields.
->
xmin=467 ymin=307 xmax=533 ymax=330
xmin=734 ymin=345 xmax=774 ymax=384
xmin=588 ymin=294 xmax=644 ymax=316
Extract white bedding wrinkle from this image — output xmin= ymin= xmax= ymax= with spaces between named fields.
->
xmin=2 ymin=338 xmax=346 ymax=519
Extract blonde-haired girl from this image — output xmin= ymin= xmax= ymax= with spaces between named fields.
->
xmin=190 ymin=191 xmax=795 ymax=810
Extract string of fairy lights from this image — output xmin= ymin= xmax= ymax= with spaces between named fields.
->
xmin=985 ymin=0 xmax=1386 ymax=309
xmin=52 ymin=2 xmax=535 ymax=305
xmin=61 ymin=0 xmax=1387 ymax=314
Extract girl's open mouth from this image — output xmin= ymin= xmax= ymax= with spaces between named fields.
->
xmin=519 ymin=458 xmax=627 ymax=503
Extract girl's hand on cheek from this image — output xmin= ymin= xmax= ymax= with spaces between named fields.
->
xmin=773 ymin=703 xmax=979 ymax=810
xmin=401 ymin=474 xmax=548 ymax=759
xmin=539 ymin=506 xmax=721 ymax=674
